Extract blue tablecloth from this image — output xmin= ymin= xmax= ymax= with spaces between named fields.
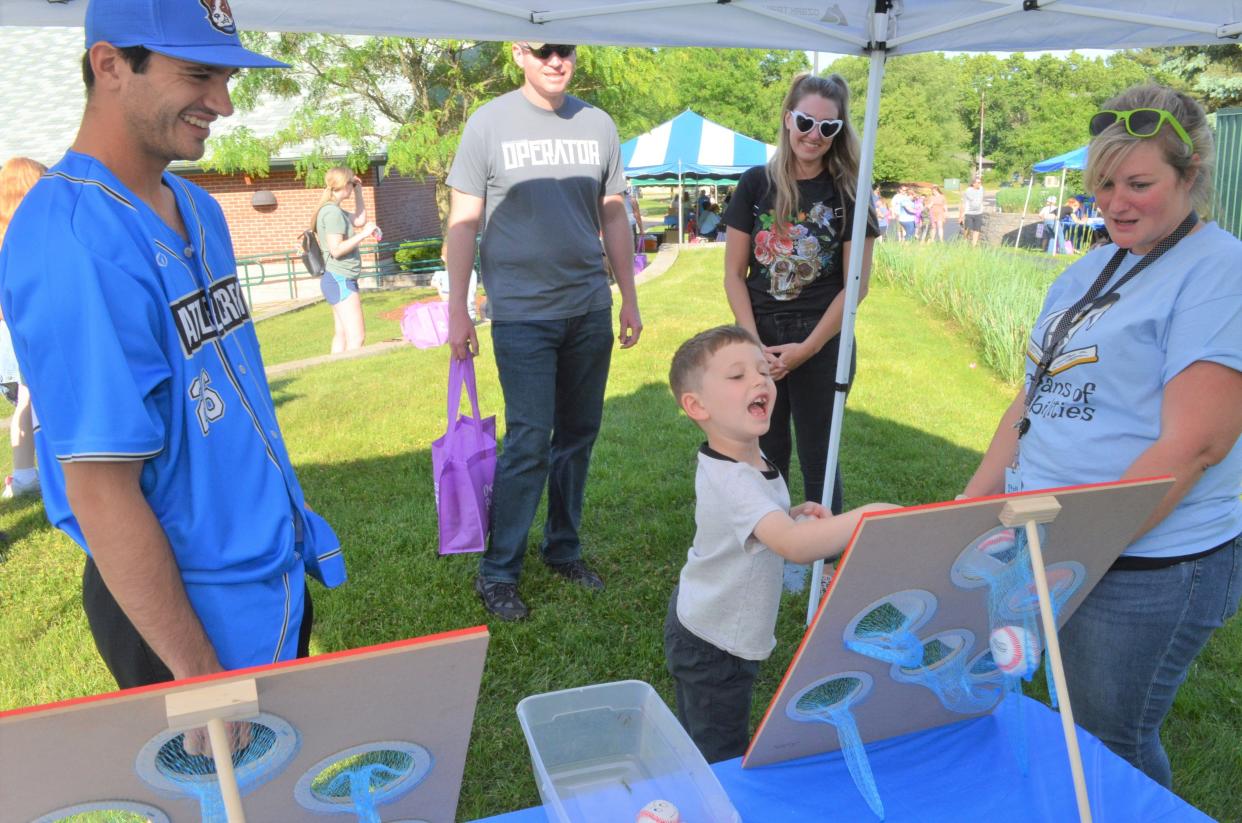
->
xmin=473 ymin=697 xmax=1210 ymax=822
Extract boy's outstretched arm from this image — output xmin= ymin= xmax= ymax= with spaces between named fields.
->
xmin=754 ymin=502 xmax=899 ymax=565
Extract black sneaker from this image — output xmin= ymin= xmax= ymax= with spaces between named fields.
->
xmin=547 ymin=559 xmax=605 ymax=592
xmin=475 ymin=576 xmax=529 ymax=621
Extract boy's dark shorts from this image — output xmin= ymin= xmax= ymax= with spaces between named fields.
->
xmin=663 ymin=585 xmax=759 ymax=763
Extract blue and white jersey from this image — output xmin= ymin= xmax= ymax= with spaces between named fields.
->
xmin=1016 ymin=222 xmax=1242 ymax=559
xmin=0 ymin=151 xmax=345 ymax=588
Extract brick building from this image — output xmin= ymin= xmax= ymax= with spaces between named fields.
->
xmin=181 ymin=164 xmax=442 ymax=259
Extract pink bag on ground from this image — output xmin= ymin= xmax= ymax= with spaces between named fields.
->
xmin=432 ymin=357 xmax=496 ymax=555
xmin=401 ymin=300 xmax=450 ymax=349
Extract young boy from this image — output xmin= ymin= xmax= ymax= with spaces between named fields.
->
xmin=664 ymin=325 xmax=894 ymax=763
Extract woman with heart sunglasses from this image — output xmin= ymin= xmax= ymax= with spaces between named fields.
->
xmin=721 ymin=72 xmax=879 ymax=528
xmin=963 ymin=83 xmax=1241 ymax=790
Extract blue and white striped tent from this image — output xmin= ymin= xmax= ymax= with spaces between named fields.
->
xmin=621 ymin=110 xmax=776 ymax=181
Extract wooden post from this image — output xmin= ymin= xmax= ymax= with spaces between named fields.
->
xmin=999 ymin=496 xmax=1092 ymax=823
xmin=165 ymin=679 xmax=260 ymax=823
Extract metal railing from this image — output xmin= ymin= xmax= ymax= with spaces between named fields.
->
xmin=234 ymin=237 xmax=444 ymax=306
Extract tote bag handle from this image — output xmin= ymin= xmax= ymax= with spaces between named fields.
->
xmin=447 ymin=357 xmax=486 ymax=447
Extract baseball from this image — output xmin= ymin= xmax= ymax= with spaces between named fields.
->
xmin=637 ymin=799 xmax=681 ymax=823
xmin=990 ymin=625 xmax=1042 ymax=677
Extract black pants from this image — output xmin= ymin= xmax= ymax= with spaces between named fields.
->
xmin=663 ymin=586 xmax=760 ymax=763
xmin=754 ymin=311 xmax=856 ymax=512
xmin=81 ymin=557 xmax=314 ymax=689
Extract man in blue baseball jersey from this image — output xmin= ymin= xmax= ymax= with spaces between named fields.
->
xmin=0 ymin=0 xmax=345 ymax=690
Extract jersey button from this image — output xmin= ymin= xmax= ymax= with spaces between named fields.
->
xmin=269 ymin=429 xmax=280 ymax=439
xmin=184 ymin=246 xmax=194 ymax=257
xmin=237 ymin=363 xmax=247 ymax=374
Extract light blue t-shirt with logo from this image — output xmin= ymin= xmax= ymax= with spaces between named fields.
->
xmin=1015 ymin=222 xmax=1242 ymax=559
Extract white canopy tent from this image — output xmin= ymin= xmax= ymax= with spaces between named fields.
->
xmin=6 ymin=3 xmax=1236 ymax=816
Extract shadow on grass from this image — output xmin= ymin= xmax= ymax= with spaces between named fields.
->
xmin=295 ymin=380 xmax=988 ymax=820
xmin=265 ymin=376 xmax=302 ymax=409
xmin=0 ymin=498 xmax=50 ymax=564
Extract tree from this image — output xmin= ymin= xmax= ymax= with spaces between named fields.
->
xmin=956 ymin=51 xmax=1152 ymax=180
xmin=1147 ymin=45 xmax=1242 ymax=110
xmin=827 ymin=53 xmax=971 ymax=184
xmin=206 ymin=35 xmax=670 ymax=219
xmin=653 ymin=48 xmax=810 ymax=142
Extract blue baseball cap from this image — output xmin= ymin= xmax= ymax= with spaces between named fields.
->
xmin=86 ymin=0 xmax=290 ymax=69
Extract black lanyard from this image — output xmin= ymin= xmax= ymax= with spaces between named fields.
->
xmin=1016 ymin=211 xmax=1199 ymax=438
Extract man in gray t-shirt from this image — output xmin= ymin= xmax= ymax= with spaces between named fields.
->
xmin=445 ymin=41 xmax=643 ymax=621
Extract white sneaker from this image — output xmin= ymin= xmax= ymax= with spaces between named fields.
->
xmin=2 ymin=474 xmax=39 ymax=499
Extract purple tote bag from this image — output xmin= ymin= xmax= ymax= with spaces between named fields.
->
xmin=432 ymin=357 xmax=497 ymax=555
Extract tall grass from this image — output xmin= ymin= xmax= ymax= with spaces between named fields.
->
xmin=994 ymin=186 xmax=1063 ymax=214
xmin=872 ymin=243 xmax=1066 ymax=383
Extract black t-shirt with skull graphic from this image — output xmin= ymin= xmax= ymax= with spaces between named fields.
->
xmin=722 ymin=165 xmax=878 ymax=316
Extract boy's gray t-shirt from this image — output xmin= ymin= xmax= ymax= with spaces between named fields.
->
xmin=677 ymin=446 xmax=790 ymax=661
xmin=446 ymin=90 xmax=626 ymax=321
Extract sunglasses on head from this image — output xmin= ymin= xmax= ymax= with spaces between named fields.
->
xmin=1089 ymin=108 xmax=1193 ymax=153
xmin=521 ymin=43 xmax=576 ymax=60
xmin=790 ymin=110 xmax=844 ymax=140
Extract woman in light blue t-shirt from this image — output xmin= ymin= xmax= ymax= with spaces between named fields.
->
xmin=963 ymin=84 xmax=1242 ymax=789
xmin=310 ymin=167 xmax=379 ymax=353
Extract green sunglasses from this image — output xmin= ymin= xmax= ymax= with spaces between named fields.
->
xmin=1089 ymin=108 xmax=1193 ymax=153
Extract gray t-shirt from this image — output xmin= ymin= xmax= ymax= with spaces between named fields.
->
xmin=676 ymin=446 xmax=790 ymax=661
xmin=962 ymin=185 xmax=985 ymax=216
xmin=316 ymin=204 xmax=361 ymax=277
xmin=447 ymin=90 xmax=626 ymax=321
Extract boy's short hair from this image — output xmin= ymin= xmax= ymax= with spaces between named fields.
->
xmin=669 ymin=325 xmax=761 ymax=399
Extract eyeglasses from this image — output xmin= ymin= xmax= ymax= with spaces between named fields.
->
xmin=520 ymin=43 xmax=576 ymax=60
xmin=1089 ymin=108 xmax=1193 ymax=153
xmin=790 ymin=110 xmax=844 ymax=140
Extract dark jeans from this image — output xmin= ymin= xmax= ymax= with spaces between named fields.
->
xmin=1059 ymin=534 xmax=1242 ymax=787
xmin=663 ymin=586 xmax=759 ymax=763
xmin=482 ymin=308 xmax=614 ymax=583
xmin=754 ymin=311 xmax=855 ymax=512
xmin=81 ymin=557 xmax=314 ymax=689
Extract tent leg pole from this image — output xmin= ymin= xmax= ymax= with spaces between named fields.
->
xmin=1017 ymin=175 xmax=1034 ymax=249
xmin=1052 ymin=168 xmax=1067 ymax=256
xmin=807 ymin=44 xmax=888 ymax=625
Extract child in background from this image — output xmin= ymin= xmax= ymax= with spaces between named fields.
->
xmin=663 ymin=325 xmax=896 ymax=762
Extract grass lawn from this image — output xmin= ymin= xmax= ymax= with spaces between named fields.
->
xmin=256 ymin=286 xmax=438 ymax=365
xmin=1 ymin=249 xmax=1238 ymax=820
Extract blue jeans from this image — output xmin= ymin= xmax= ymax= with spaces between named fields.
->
xmin=482 ymin=308 xmax=613 ymax=583
xmin=1058 ymin=534 xmax=1242 ymax=787
xmin=899 ymin=220 xmax=916 ymax=241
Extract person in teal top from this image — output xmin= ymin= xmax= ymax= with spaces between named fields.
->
xmin=311 ymin=167 xmax=378 ymax=353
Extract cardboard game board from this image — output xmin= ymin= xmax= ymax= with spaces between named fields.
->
xmin=745 ymin=479 xmax=1171 ymax=768
xmin=1 ymin=626 xmax=489 ymax=822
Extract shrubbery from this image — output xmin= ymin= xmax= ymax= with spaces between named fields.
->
xmin=394 ymin=239 xmax=443 ymax=271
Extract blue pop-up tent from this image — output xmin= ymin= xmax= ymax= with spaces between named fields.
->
xmin=622 ymin=110 xmax=775 ymax=243
xmin=1033 ymin=145 xmax=1089 ymax=173
xmin=1017 ymin=145 xmax=1090 ymax=253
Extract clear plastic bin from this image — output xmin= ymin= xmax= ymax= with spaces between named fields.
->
xmin=516 ymin=680 xmax=741 ymax=823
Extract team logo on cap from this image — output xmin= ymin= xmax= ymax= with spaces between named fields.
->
xmin=199 ymin=0 xmax=237 ymax=35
